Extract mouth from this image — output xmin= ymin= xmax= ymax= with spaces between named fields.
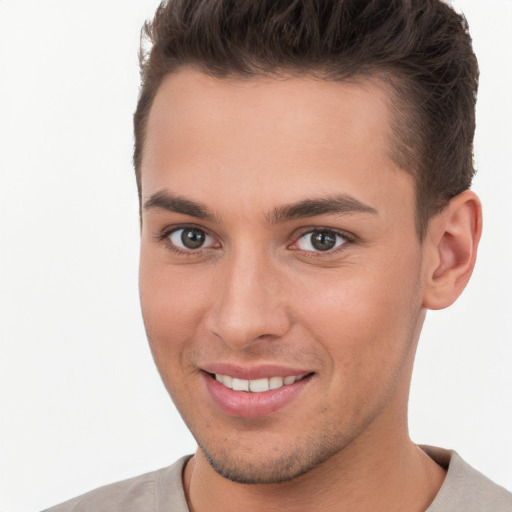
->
xmin=202 ymin=369 xmax=314 ymax=418
xmin=210 ymin=372 xmax=308 ymax=393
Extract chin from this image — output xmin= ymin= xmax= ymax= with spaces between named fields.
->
xmin=198 ymin=437 xmax=346 ymax=485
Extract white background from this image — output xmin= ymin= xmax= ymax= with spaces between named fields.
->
xmin=0 ymin=1 xmax=511 ymax=511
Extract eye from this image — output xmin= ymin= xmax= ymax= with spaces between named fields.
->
xmin=168 ymin=227 xmax=216 ymax=250
xmin=294 ymin=229 xmax=347 ymax=252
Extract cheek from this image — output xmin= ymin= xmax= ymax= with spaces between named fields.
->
xmin=139 ymin=252 xmax=213 ymax=359
xmin=290 ymin=253 xmax=422 ymax=376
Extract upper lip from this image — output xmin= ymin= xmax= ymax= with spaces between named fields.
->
xmin=201 ymin=363 xmax=313 ymax=380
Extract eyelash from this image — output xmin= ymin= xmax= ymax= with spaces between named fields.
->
xmin=157 ymin=225 xmax=356 ymax=257
xmin=157 ymin=225 xmax=219 ymax=257
xmin=289 ymin=228 xmax=355 ymax=258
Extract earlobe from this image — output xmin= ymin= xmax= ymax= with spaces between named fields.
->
xmin=422 ymin=190 xmax=482 ymax=310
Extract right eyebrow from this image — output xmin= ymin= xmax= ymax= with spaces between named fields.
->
xmin=143 ymin=190 xmax=218 ymax=221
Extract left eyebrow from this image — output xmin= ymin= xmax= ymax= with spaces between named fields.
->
xmin=269 ymin=194 xmax=378 ymax=224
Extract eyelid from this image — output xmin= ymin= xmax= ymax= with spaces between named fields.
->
xmin=288 ymin=227 xmax=355 ymax=254
xmin=157 ymin=222 xmax=212 ymax=239
xmin=155 ymin=224 xmax=355 ymax=256
xmin=157 ymin=224 xmax=221 ymax=254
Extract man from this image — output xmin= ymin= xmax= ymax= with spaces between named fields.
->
xmin=45 ymin=0 xmax=512 ymax=510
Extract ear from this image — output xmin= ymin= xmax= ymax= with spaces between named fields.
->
xmin=422 ymin=190 xmax=482 ymax=310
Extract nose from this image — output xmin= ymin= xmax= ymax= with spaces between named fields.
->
xmin=204 ymin=247 xmax=291 ymax=350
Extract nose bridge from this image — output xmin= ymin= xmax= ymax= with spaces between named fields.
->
xmin=205 ymin=243 xmax=289 ymax=348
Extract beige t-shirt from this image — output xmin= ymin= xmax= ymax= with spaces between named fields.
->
xmin=43 ymin=447 xmax=512 ymax=511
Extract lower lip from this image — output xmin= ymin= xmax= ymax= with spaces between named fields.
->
xmin=203 ymin=373 xmax=312 ymax=418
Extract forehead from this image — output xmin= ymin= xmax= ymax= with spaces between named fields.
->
xmin=144 ymin=69 xmax=393 ymax=162
xmin=141 ymin=68 xmax=413 ymax=220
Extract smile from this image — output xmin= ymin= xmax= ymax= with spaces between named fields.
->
xmin=205 ymin=370 xmax=313 ymax=417
xmin=214 ymin=373 xmax=306 ymax=393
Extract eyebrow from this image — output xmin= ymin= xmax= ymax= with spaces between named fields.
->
xmin=143 ymin=191 xmax=217 ymax=221
xmin=143 ymin=190 xmax=377 ymax=224
xmin=269 ymin=195 xmax=378 ymax=224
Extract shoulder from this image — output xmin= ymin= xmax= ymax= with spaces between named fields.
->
xmin=424 ymin=446 xmax=512 ymax=512
xmin=42 ymin=456 xmax=191 ymax=512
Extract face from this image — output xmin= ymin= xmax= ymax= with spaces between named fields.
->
xmin=139 ymin=69 xmax=428 ymax=484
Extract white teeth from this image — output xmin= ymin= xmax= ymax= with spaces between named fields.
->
xmin=249 ymin=378 xmax=270 ymax=392
xmin=214 ymin=373 xmax=306 ymax=393
xmin=232 ymin=378 xmax=249 ymax=391
xmin=269 ymin=376 xmax=284 ymax=389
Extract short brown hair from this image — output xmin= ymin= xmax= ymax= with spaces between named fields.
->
xmin=134 ymin=0 xmax=479 ymax=237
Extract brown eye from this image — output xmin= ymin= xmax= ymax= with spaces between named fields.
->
xmin=311 ymin=231 xmax=337 ymax=251
xmin=169 ymin=228 xmax=212 ymax=250
xmin=181 ymin=228 xmax=205 ymax=249
xmin=295 ymin=230 xmax=346 ymax=252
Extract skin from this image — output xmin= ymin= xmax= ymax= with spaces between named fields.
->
xmin=138 ymin=68 xmax=481 ymax=511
